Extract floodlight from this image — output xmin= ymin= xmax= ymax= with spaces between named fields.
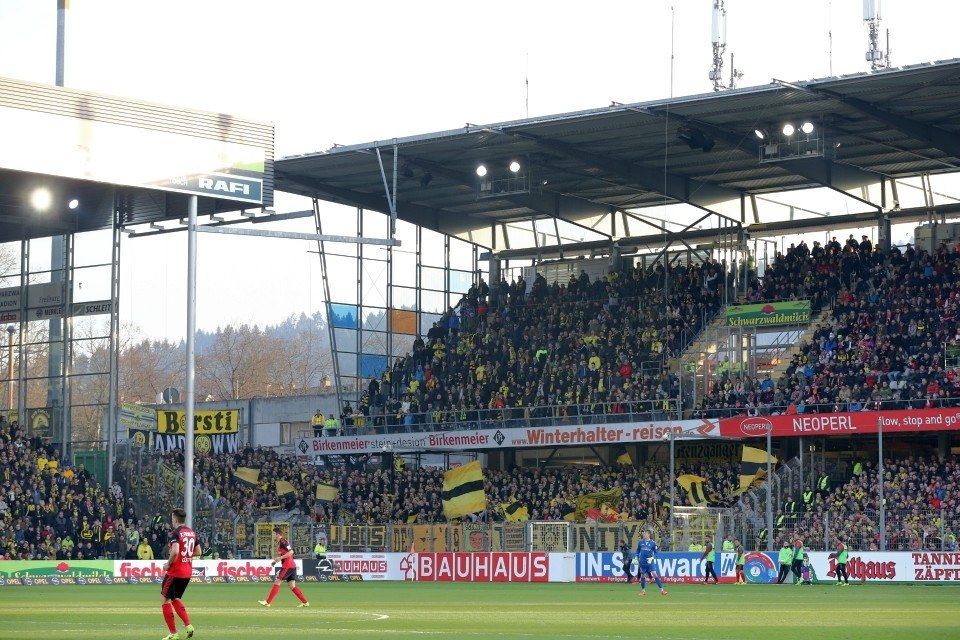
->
xmin=509 ymin=161 xmax=521 ymax=173
xmin=754 ymin=129 xmax=766 ymax=139
xmin=476 ymin=165 xmax=487 ymax=177
xmin=30 ymin=188 xmax=52 ymax=211
xmin=801 ymin=122 xmax=815 ymax=134
xmin=782 ymin=124 xmax=795 ymax=136
xmin=68 ymin=199 xmax=79 ymax=210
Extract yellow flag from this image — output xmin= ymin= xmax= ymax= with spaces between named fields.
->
xmin=573 ymin=488 xmax=622 ymax=521
xmin=501 ymin=501 xmax=529 ymax=522
xmin=233 ymin=467 xmax=259 ymax=488
xmin=732 ymin=446 xmax=778 ymax=496
xmin=315 ymin=483 xmax=339 ymax=502
xmin=276 ymin=480 xmax=296 ymax=496
xmin=676 ymin=474 xmax=709 ymax=506
xmin=441 ymin=460 xmax=486 ymax=519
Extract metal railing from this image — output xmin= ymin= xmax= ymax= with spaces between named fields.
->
xmin=303 ymin=398 xmax=683 ymax=438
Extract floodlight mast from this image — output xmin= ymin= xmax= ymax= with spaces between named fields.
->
xmin=708 ymin=1 xmax=743 ymax=92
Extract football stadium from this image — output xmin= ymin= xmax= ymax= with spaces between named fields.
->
xmin=2 ymin=2 xmax=960 ymax=639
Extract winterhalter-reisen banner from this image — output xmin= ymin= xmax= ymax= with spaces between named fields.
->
xmin=294 ymin=406 xmax=960 ymax=458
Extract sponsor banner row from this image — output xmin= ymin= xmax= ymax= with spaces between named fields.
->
xmin=297 ymin=408 xmax=960 ymax=457
xmin=296 ymin=421 xmax=720 ymax=457
xmin=2 ymin=553 xmax=958 ymax=585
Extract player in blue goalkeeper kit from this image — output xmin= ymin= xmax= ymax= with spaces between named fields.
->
xmin=634 ymin=529 xmax=667 ymax=596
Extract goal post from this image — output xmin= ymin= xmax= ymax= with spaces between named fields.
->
xmin=528 ymin=521 xmax=572 ymax=552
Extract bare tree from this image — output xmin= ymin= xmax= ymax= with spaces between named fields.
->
xmin=118 ymin=325 xmax=186 ymax=405
xmin=265 ymin=312 xmax=333 ymax=396
xmin=197 ymin=323 xmax=280 ymax=401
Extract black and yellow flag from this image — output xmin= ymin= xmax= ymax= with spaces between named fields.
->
xmin=233 ymin=467 xmax=260 ymax=488
xmin=275 ymin=480 xmax=296 ymax=496
xmin=616 ymin=451 xmax=633 ymax=466
xmin=441 ymin=460 xmax=486 ymax=519
xmin=731 ymin=446 xmax=777 ymax=496
xmin=502 ymin=501 xmax=529 ymax=522
xmin=566 ymin=488 xmax=623 ymax=521
xmin=315 ymin=483 xmax=339 ymax=502
xmin=676 ymin=474 xmax=711 ymax=506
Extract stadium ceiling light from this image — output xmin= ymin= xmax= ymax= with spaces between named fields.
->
xmin=30 ymin=188 xmax=52 ymax=212
xmin=68 ymin=199 xmax=79 ymax=210
xmin=754 ymin=129 xmax=767 ymax=139
xmin=782 ymin=123 xmax=795 ymax=136
xmin=801 ymin=121 xmax=815 ymax=134
xmin=476 ymin=165 xmax=487 ymax=177
xmin=509 ymin=161 xmax=521 ymax=173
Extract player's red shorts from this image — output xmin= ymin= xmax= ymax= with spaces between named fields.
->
xmin=161 ymin=575 xmax=191 ymax=599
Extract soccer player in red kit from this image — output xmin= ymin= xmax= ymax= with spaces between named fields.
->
xmin=258 ymin=526 xmax=309 ymax=607
xmin=161 ymin=508 xmax=198 ymax=640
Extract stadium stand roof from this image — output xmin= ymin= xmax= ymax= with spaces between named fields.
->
xmin=276 ymin=58 xmax=960 ymax=251
xmin=0 ymin=76 xmax=275 ymax=244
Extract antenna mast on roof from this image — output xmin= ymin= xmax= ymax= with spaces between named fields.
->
xmin=709 ymin=0 xmax=743 ymax=91
xmin=863 ymin=0 xmax=891 ymax=70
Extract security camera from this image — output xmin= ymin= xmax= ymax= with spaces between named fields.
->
xmin=661 ymin=432 xmax=671 ymax=442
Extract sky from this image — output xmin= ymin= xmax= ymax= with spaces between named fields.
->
xmin=1 ymin=0 xmax=959 ymax=342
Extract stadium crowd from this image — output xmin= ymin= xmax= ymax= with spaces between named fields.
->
xmin=694 ymin=238 xmax=960 ymax=418
xmin=770 ymin=454 xmax=959 ymax=552
xmin=342 ymin=258 xmax=730 ymax=432
xmin=2 ymin=412 xmax=957 ymax=558
xmin=0 ymin=418 xmax=170 ymax=561
xmin=2 ymin=236 xmax=959 ymax=561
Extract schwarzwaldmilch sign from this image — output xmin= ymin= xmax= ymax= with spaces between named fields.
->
xmin=726 ymin=300 xmax=811 ymax=327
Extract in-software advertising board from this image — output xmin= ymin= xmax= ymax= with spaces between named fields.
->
xmin=576 ymin=552 xmax=747 ymax=584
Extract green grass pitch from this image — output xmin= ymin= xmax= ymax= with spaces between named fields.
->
xmin=0 ymin=582 xmax=958 ymax=640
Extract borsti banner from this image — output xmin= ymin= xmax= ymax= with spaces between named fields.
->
xmin=726 ymin=300 xmax=810 ymax=327
xmin=576 ymin=552 xmax=740 ymax=584
xmin=157 ymin=409 xmax=239 ymax=434
xmin=296 ymin=420 xmax=719 ymax=457
xmin=154 ymin=409 xmax=240 ymax=455
xmin=719 ymin=407 xmax=960 ymax=439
